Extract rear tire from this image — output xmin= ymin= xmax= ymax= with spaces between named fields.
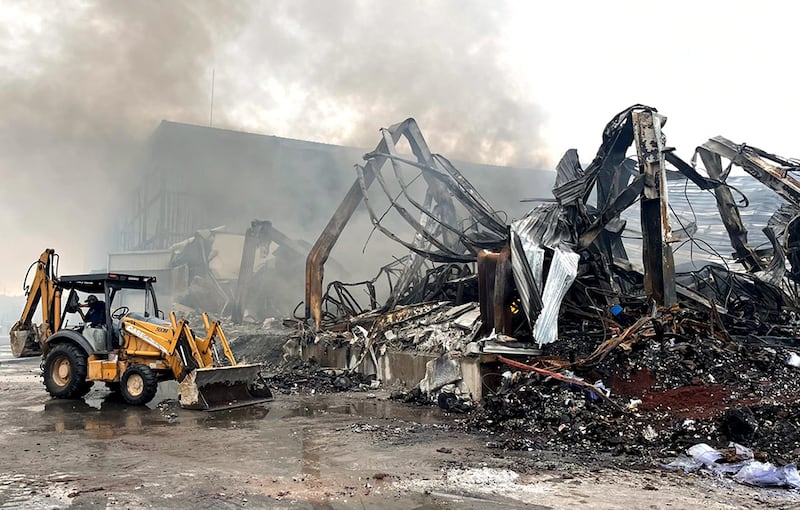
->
xmin=43 ymin=343 xmax=91 ymax=399
xmin=120 ymin=365 xmax=158 ymax=406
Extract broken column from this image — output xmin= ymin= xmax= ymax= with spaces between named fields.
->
xmin=632 ymin=110 xmax=676 ymax=306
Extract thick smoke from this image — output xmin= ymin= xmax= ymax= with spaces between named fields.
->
xmin=0 ymin=2 xmax=252 ymax=292
xmin=218 ymin=0 xmax=547 ymax=166
xmin=0 ymin=0 xmax=548 ymax=296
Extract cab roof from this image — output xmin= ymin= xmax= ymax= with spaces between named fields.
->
xmin=57 ymin=273 xmax=157 ymax=293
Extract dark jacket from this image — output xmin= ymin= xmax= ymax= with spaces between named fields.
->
xmin=85 ymin=301 xmax=106 ymax=327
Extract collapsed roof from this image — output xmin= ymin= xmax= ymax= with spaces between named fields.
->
xmin=249 ymin=108 xmax=800 ymax=472
xmin=305 ymin=107 xmax=800 ymax=350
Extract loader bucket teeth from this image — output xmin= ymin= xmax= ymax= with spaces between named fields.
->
xmin=177 ymin=364 xmax=272 ymax=411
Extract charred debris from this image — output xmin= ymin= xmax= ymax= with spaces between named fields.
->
xmin=246 ymin=106 xmax=800 ymax=468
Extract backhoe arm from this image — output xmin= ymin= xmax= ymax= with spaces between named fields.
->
xmin=9 ymin=249 xmax=59 ymax=357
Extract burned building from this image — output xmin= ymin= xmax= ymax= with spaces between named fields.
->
xmin=278 ymin=106 xmax=800 ymax=417
xmin=231 ymin=107 xmax=800 ymax=485
xmin=111 ymin=120 xmax=548 ymax=318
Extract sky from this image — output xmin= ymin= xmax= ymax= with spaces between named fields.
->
xmin=0 ymin=0 xmax=798 ymax=295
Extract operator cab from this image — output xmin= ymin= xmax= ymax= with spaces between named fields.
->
xmin=57 ymin=274 xmax=160 ymax=354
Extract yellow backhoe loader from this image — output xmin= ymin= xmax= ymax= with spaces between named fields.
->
xmin=9 ymin=249 xmax=272 ymax=411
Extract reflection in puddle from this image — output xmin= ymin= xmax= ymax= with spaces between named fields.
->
xmin=285 ymin=398 xmax=447 ymax=424
xmin=41 ymin=398 xmax=167 ymax=439
xmin=37 ymin=390 xmax=443 ymax=442
xmin=39 ymin=389 xmax=271 ymax=439
xmin=198 ymin=404 xmax=271 ymax=428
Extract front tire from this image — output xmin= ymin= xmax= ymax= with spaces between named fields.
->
xmin=43 ymin=343 xmax=92 ymax=399
xmin=120 ymin=365 xmax=158 ymax=406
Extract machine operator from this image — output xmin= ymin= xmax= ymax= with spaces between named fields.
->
xmin=80 ymin=295 xmax=106 ymax=327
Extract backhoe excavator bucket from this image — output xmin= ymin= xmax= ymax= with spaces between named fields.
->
xmin=9 ymin=323 xmax=42 ymax=358
xmin=177 ymin=364 xmax=273 ymax=411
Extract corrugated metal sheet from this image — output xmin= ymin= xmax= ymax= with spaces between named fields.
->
xmin=621 ymin=175 xmax=785 ymax=270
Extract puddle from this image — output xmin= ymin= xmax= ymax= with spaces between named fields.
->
xmin=284 ymin=397 xmax=448 ymax=424
xmin=37 ymin=390 xmax=274 ymax=437
xmin=38 ymin=398 xmax=172 ymax=438
xmin=32 ymin=390 xmax=448 ymax=440
xmin=193 ymin=404 xmax=272 ymax=428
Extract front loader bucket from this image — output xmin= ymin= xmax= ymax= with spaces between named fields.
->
xmin=178 ymin=364 xmax=273 ymax=411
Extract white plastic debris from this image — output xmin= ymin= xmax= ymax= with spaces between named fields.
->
xmin=734 ymin=462 xmax=800 ymax=489
xmin=532 ymin=249 xmax=580 ymax=346
xmin=687 ymin=443 xmax=724 ymax=467
xmin=787 ymin=352 xmax=800 ymax=368
xmin=660 ymin=444 xmax=724 ymax=474
xmin=733 ymin=442 xmax=754 ymax=460
xmin=786 ymin=465 xmax=800 ymax=489
xmin=661 ymin=442 xmax=800 ymax=489
xmin=593 ymin=380 xmax=611 ymax=398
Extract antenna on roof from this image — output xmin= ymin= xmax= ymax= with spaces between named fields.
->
xmin=209 ymin=68 xmax=215 ymax=127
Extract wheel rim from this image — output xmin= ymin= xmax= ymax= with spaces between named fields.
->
xmin=52 ymin=357 xmax=71 ymax=386
xmin=126 ymin=373 xmax=144 ymax=397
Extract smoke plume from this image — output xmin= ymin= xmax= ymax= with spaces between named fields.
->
xmin=218 ymin=0 xmax=546 ymax=166
xmin=0 ymin=2 xmax=253 ymax=291
xmin=0 ymin=0 xmax=548 ymax=295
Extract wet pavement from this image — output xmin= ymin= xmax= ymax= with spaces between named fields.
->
xmin=1 ymin=340 xmax=799 ymax=509
xmin=0 ymin=351 xmax=515 ymax=509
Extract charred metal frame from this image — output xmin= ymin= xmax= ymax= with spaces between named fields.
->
xmin=305 ymin=119 xmax=454 ymax=330
xmin=701 ymin=137 xmax=800 ymax=207
xmin=305 ymin=118 xmax=507 ymax=329
xmin=306 ymin=106 xmax=800 ymax=347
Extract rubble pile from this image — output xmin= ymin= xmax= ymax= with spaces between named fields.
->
xmin=448 ymin=105 xmax=800 ymax=467
xmin=229 ymin=321 xmax=379 ymax=394
xmin=465 ymin=324 xmax=800 ymax=463
xmin=260 ymin=360 xmax=377 ymax=395
xmin=306 ymin=301 xmax=481 ymax=355
xmin=227 ymin=109 xmax=800 ymax=477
